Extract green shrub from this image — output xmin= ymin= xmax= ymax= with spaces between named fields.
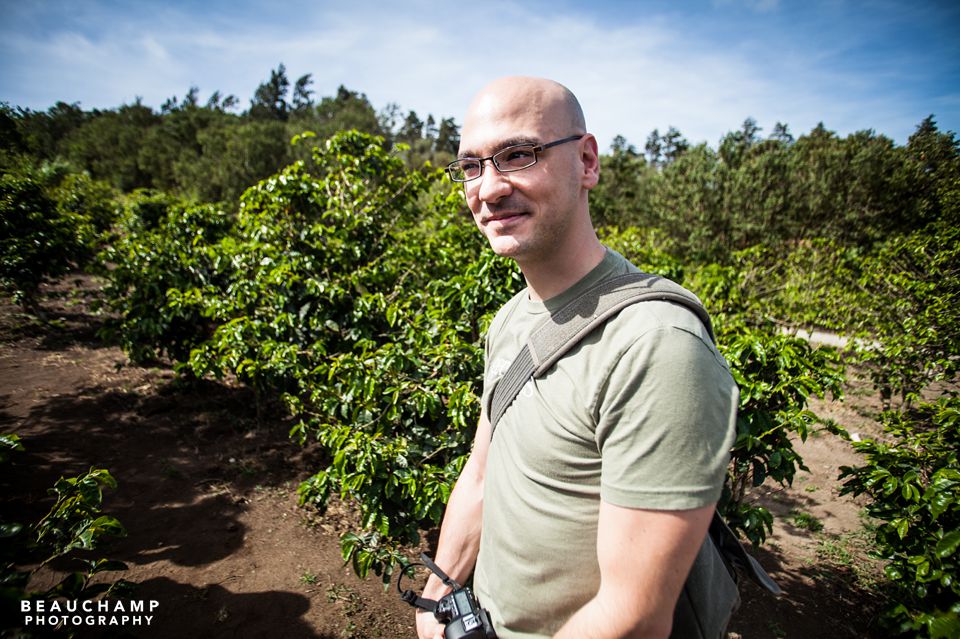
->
xmin=0 ymin=171 xmax=90 ymax=311
xmin=0 ymin=436 xmax=129 ymax=633
xmin=852 ymin=222 xmax=960 ymax=406
xmin=839 ymin=397 xmax=960 ymax=638
xmin=690 ymin=260 xmax=846 ymax=544
xmin=99 ymin=193 xmax=234 ymax=363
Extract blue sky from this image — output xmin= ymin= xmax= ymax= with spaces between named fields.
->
xmin=1 ymin=0 xmax=957 ymax=150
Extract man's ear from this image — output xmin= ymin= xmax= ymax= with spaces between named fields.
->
xmin=580 ymin=134 xmax=600 ymax=190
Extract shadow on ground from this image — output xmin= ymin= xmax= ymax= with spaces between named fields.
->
xmin=61 ymin=578 xmax=332 ymax=639
xmin=727 ymin=538 xmax=884 ymax=638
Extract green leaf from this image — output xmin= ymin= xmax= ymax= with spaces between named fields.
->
xmin=895 ymin=518 xmax=910 ymax=540
xmin=936 ymin=531 xmax=960 ymax=558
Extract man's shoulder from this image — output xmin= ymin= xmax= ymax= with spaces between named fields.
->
xmin=592 ymin=273 xmax=717 ymax=353
xmin=486 ymin=287 xmax=530 ymax=340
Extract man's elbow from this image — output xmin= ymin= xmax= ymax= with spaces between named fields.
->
xmin=624 ymin=616 xmax=672 ymax=639
xmin=591 ymin=591 xmax=674 ymax=639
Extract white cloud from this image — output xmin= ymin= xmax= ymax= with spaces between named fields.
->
xmin=0 ymin=0 xmax=953 ymax=145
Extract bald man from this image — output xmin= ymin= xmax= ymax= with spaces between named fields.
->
xmin=416 ymin=77 xmax=738 ymax=639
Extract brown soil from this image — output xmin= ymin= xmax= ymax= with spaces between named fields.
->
xmin=1 ymin=275 xmax=889 ymax=639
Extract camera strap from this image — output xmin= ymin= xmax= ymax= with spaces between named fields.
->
xmin=399 ymin=553 xmax=463 ymax=613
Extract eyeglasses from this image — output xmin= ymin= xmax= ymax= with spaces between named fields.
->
xmin=446 ymin=135 xmax=584 ymax=183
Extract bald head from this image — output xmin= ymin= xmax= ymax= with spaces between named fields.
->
xmin=461 ymin=77 xmax=586 ymax=151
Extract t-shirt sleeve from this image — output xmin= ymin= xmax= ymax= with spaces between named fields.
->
xmin=595 ymin=325 xmax=738 ymax=510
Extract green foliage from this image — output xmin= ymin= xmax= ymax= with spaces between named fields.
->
xmin=182 ymin=131 xmax=429 ymax=398
xmin=720 ymin=327 xmax=843 ymax=543
xmin=0 ymin=433 xmax=24 ymax=464
xmin=99 ymin=192 xmax=234 ymax=363
xmin=52 ymin=172 xmax=119 ymax=235
xmin=598 ymin=119 xmax=955 ymax=264
xmin=690 ymin=260 xmax=846 ymax=544
xmin=839 ymin=397 xmax=960 ymax=637
xmin=1 ymin=437 xmax=129 ymax=627
xmin=0 ymin=170 xmax=90 ymax=310
xmin=591 ymin=135 xmax=656 ymax=228
xmin=699 ymin=226 xmax=959 ymax=407
xmin=35 ymin=468 xmax=125 ymax=562
xmin=596 ymin=226 xmax=685 ymax=282
xmin=63 ymin=102 xmax=160 ymax=191
xmin=731 ymin=239 xmax=864 ymax=333
xmin=294 ymin=247 xmax=519 ymax=582
xmin=852 ymin=221 xmax=960 ymax=406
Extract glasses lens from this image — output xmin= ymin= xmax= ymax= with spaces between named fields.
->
xmin=448 ymin=159 xmax=481 ymax=182
xmin=493 ymin=144 xmax=537 ymax=172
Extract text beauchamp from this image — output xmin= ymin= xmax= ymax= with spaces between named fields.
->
xmin=22 ymin=600 xmax=159 ymax=614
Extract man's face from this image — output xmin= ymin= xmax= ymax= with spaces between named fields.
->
xmin=457 ymin=90 xmax=586 ymax=263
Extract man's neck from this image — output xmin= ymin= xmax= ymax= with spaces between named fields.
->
xmin=519 ymin=235 xmax=607 ymax=302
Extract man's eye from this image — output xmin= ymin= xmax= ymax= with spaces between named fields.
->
xmin=461 ymin=160 xmax=481 ymax=173
xmin=500 ymin=147 xmax=535 ymax=167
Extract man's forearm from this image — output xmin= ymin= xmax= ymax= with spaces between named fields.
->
xmin=421 ymin=449 xmax=485 ymax=599
xmin=552 ymin=595 xmax=670 ymax=639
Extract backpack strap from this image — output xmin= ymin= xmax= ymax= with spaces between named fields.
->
xmin=489 ymin=272 xmax=713 ymax=433
xmin=485 ymin=271 xmax=782 ymax=596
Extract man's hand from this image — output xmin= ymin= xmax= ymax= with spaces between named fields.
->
xmin=416 ymin=609 xmax=444 ymax=639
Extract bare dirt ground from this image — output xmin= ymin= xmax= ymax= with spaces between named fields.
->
xmin=1 ymin=274 xmax=889 ymax=638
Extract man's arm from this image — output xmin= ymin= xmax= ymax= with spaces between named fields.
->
xmin=416 ymin=412 xmax=492 ymax=639
xmin=553 ymin=501 xmax=715 ymax=639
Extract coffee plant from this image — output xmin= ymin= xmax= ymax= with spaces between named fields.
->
xmin=688 ymin=260 xmax=846 ymax=544
xmin=839 ymin=397 xmax=960 ymax=638
xmin=98 ymin=191 xmax=235 ymax=363
xmin=1 ymin=436 xmax=129 ymax=634
xmin=0 ymin=170 xmax=91 ymax=313
xmin=852 ymin=221 xmax=960 ymax=407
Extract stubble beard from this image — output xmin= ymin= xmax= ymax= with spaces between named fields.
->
xmin=481 ymin=209 xmax=570 ymax=267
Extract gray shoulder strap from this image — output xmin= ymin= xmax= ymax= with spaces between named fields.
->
xmin=487 ymin=272 xmax=714 ymax=434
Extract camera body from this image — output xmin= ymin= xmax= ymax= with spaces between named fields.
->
xmin=399 ymin=553 xmax=497 ymax=639
xmin=433 ymin=586 xmax=497 ymax=639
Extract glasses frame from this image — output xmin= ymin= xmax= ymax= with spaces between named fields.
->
xmin=446 ymin=134 xmax=584 ymax=183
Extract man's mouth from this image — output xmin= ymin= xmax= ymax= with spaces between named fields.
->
xmin=484 ymin=211 xmax=527 ymax=225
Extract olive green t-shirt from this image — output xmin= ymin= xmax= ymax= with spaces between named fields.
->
xmin=474 ymin=249 xmax=738 ymax=638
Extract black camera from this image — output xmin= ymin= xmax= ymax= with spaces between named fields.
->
xmin=433 ymin=583 xmax=496 ymax=639
xmin=399 ymin=553 xmax=497 ymax=639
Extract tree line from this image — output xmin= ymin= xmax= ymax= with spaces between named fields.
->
xmin=1 ymin=63 xmax=460 ymax=204
xmin=3 ymin=65 xmax=957 ymax=267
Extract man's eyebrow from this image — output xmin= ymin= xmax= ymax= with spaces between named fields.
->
xmin=458 ymin=136 xmax=539 ymax=159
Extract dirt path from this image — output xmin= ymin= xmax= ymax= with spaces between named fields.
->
xmin=1 ymin=276 xmax=885 ymax=638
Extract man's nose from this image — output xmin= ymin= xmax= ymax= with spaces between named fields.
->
xmin=475 ymin=159 xmax=512 ymax=203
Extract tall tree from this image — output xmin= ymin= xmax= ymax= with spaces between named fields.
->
xmin=398 ymin=111 xmax=423 ymax=145
xmin=305 ymin=85 xmax=382 ymax=140
xmin=249 ymin=64 xmax=290 ymax=121
xmin=905 ymin=116 xmax=960 ymax=227
xmin=591 ymin=135 xmax=657 ymax=229
xmin=435 ymin=117 xmax=460 ymax=155
xmin=291 ymin=74 xmax=315 ymax=114
xmin=63 ymin=100 xmax=160 ymax=191
xmin=645 ymin=127 xmax=688 ymax=168
xmin=719 ymin=117 xmax=761 ymax=168
xmin=769 ymin=122 xmax=794 ymax=145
